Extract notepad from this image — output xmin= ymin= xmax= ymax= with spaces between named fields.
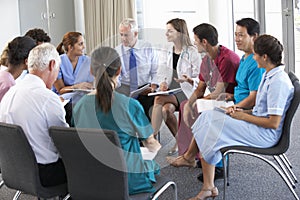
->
xmin=129 ymin=84 xmax=150 ymax=97
xmin=140 ymin=147 xmax=158 ymax=160
xmin=196 ymin=99 xmax=234 ymax=113
xmin=148 ymin=88 xmax=182 ymax=96
xmin=64 ymin=88 xmax=95 ymax=93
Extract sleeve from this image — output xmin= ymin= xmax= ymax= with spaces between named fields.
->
xmin=45 ymin=94 xmax=69 ymax=128
xmin=57 ymin=62 xmax=63 ymax=80
xmin=150 ymin=47 xmax=159 ymax=85
xmin=128 ymin=99 xmax=153 ymax=140
xmin=217 ymin=56 xmax=239 ymax=83
xmin=247 ymin=64 xmax=264 ymax=91
xmin=199 ymin=56 xmax=209 ymax=82
xmin=189 ymin=47 xmax=201 ymax=78
xmin=156 ymin=47 xmax=169 ymax=84
xmin=267 ymin=76 xmax=294 ymax=116
xmin=85 ymin=56 xmax=94 ymax=83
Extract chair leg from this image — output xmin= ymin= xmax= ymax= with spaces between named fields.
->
xmin=0 ymin=180 xmax=4 ymax=188
xmin=222 ymin=154 xmax=229 ymax=200
xmin=282 ymin=153 xmax=293 ymax=168
xmin=280 ymin=154 xmax=298 ymax=183
xmin=62 ymin=194 xmax=71 ymax=200
xmin=157 ymin=131 xmax=161 ymax=143
xmin=13 ymin=191 xmax=22 ymax=200
xmin=151 ymin=181 xmax=177 ymax=200
xmin=274 ymin=155 xmax=296 ymax=188
xmin=223 ymin=150 xmax=299 ymax=200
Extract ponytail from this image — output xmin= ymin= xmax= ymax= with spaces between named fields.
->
xmin=95 ymin=67 xmax=114 ymax=113
xmin=91 ymin=47 xmax=121 ymax=113
xmin=56 ymin=42 xmax=64 ymax=55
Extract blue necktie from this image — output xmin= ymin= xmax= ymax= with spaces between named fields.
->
xmin=129 ymin=48 xmax=138 ymax=92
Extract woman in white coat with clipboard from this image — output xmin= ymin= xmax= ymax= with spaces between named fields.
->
xmin=151 ymin=18 xmax=202 ymax=155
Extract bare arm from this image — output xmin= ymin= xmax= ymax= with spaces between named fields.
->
xmin=183 ymin=81 xmax=206 ymax=126
xmin=142 ymin=134 xmax=161 ymax=152
xmin=53 ymin=79 xmax=94 ymax=95
xmin=235 ymin=91 xmax=257 ymax=109
xmin=230 ymin=111 xmax=282 ymax=129
xmin=203 ymin=82 xmax=228 ymax=100
xmin=174 ymin=74 xmax=194 ymax=85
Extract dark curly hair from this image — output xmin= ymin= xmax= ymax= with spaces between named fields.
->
xmin=8 ymin=36 xmax=36 ymax=66
xmin=25 ymin=28 xmax=51 ymax=44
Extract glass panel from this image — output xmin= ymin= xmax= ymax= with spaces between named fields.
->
xmin=136 ymin=0 xmax=208 ymax=48
xmin=265 ymin=0 xmax=282 ymax=41
xmin=232 ymin=0 xmax=255 ymax=56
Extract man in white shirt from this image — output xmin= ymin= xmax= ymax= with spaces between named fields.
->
xmin=115 ymin=18 xmax=158 ymax=120
xmin=0 ymin=43 xmax=68 ymax=187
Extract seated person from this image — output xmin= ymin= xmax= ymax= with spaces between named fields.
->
xmin=151 ymin=18 xmax=201 ymax=155
xmin=54 ymin=31 xmax=94 ymax=99
xmin=115 ymin=18 xmax=158 ymax=120
xmin=187 ymin=34 xmax=294 ymax=200
xmin=72 ymin=46 xmax=161 ymax=195
xmin=172 ymin=18 xmax=264 ymax=182
xmin=25 ymin=28 xmax=51 ymax=45
xmin=0 ymin=36 xmax=36 ymax=102
xmin=54 ymin=31 xmax=94 ymax=124
xmin=0 ymin=45 xmax=9 ymax=71
xmin=176 ymin=23 xmax=240 ymax=156
xmin=0 ymin=43 xmax=68 ymax=187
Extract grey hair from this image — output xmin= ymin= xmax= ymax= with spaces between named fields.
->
xmin=119 ymin=18 xmax=138 ymax=32
xmin=28 ymin=43 xmax=61 ymax=71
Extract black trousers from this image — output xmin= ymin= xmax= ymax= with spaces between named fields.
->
xmin=116 ymin=84 xmax=154 ymax=121
xmin=38 ymin=158 xmax=67 ymax=187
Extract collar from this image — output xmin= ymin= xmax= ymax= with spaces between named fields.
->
xmin=265 ymin=65 xmax=285 ymax=79
xmin=25 ymin=74 xmax=47 ymax=88
xmin=241 ymin=53 xmax=254 ymax=61
xmin=123 ymin=40 xmax=141 ymax=51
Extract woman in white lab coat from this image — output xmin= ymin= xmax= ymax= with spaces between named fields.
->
xmin=152 ymin=18 xmax=201 ymax=155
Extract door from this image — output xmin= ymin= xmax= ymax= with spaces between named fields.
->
xmin=18 ymin=0 xmax=75 ymax=46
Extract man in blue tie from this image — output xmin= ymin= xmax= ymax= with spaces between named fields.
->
xmin=115 ymin=18 xmax=158 ymax=120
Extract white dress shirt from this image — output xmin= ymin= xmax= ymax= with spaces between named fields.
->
xmin=0 ymin=74 xmax=68 ymax=164
xmin=115 ymin=40 xmax=158 ymax=87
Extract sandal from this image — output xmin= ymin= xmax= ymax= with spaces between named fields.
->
xmin=166 ymin=155 xmax=196 ymax=168
xmin=189 ymin=187 xmax=219 ymax=200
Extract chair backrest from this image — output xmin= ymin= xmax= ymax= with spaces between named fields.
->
xmin=0 ymin=122 xmax=67 ymax=198
xmin=0 ymin=122 xmax=41 ymax=193
xmin=276 ymin=71 xmax=300 ymax=153
xmin=49 ymin=126 xmax=130 ymax=200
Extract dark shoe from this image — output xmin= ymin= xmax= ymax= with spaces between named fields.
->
xmin=196 ymin=159 xmax=202 ymax=168
xmin=197 ymin=167 xmax=224 ymax=182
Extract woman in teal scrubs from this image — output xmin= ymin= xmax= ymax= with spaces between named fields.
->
xmin=72 ymin=46 xmax=161 ymax=195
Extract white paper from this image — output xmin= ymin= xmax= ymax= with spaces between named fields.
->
xmin=64 ymin=88 xmax=94 ymax=93
xmin=196 ymin=99 xmax=234 ymax=113
xmin=140 ymin=147 xmax=158 ymax=160
xmin=148 ymin=88 xmax=182 ymax=96
xmin=129 ymin=84 xmax=150 ymax=97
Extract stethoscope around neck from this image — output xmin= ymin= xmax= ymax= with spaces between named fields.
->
xmin=168 ymin=47 xmax=190 ymax=61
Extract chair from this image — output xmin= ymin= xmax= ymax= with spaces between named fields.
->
xmin=221 ymin=71 xmax=300 ymax=200
xmin=49 ymin=126 xmax=177 ymax=200
xmin=0 ymin=122 xmax=68 ymax=200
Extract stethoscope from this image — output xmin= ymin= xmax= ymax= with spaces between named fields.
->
xmin=167 ymin=47 xmax=190 ymax=61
